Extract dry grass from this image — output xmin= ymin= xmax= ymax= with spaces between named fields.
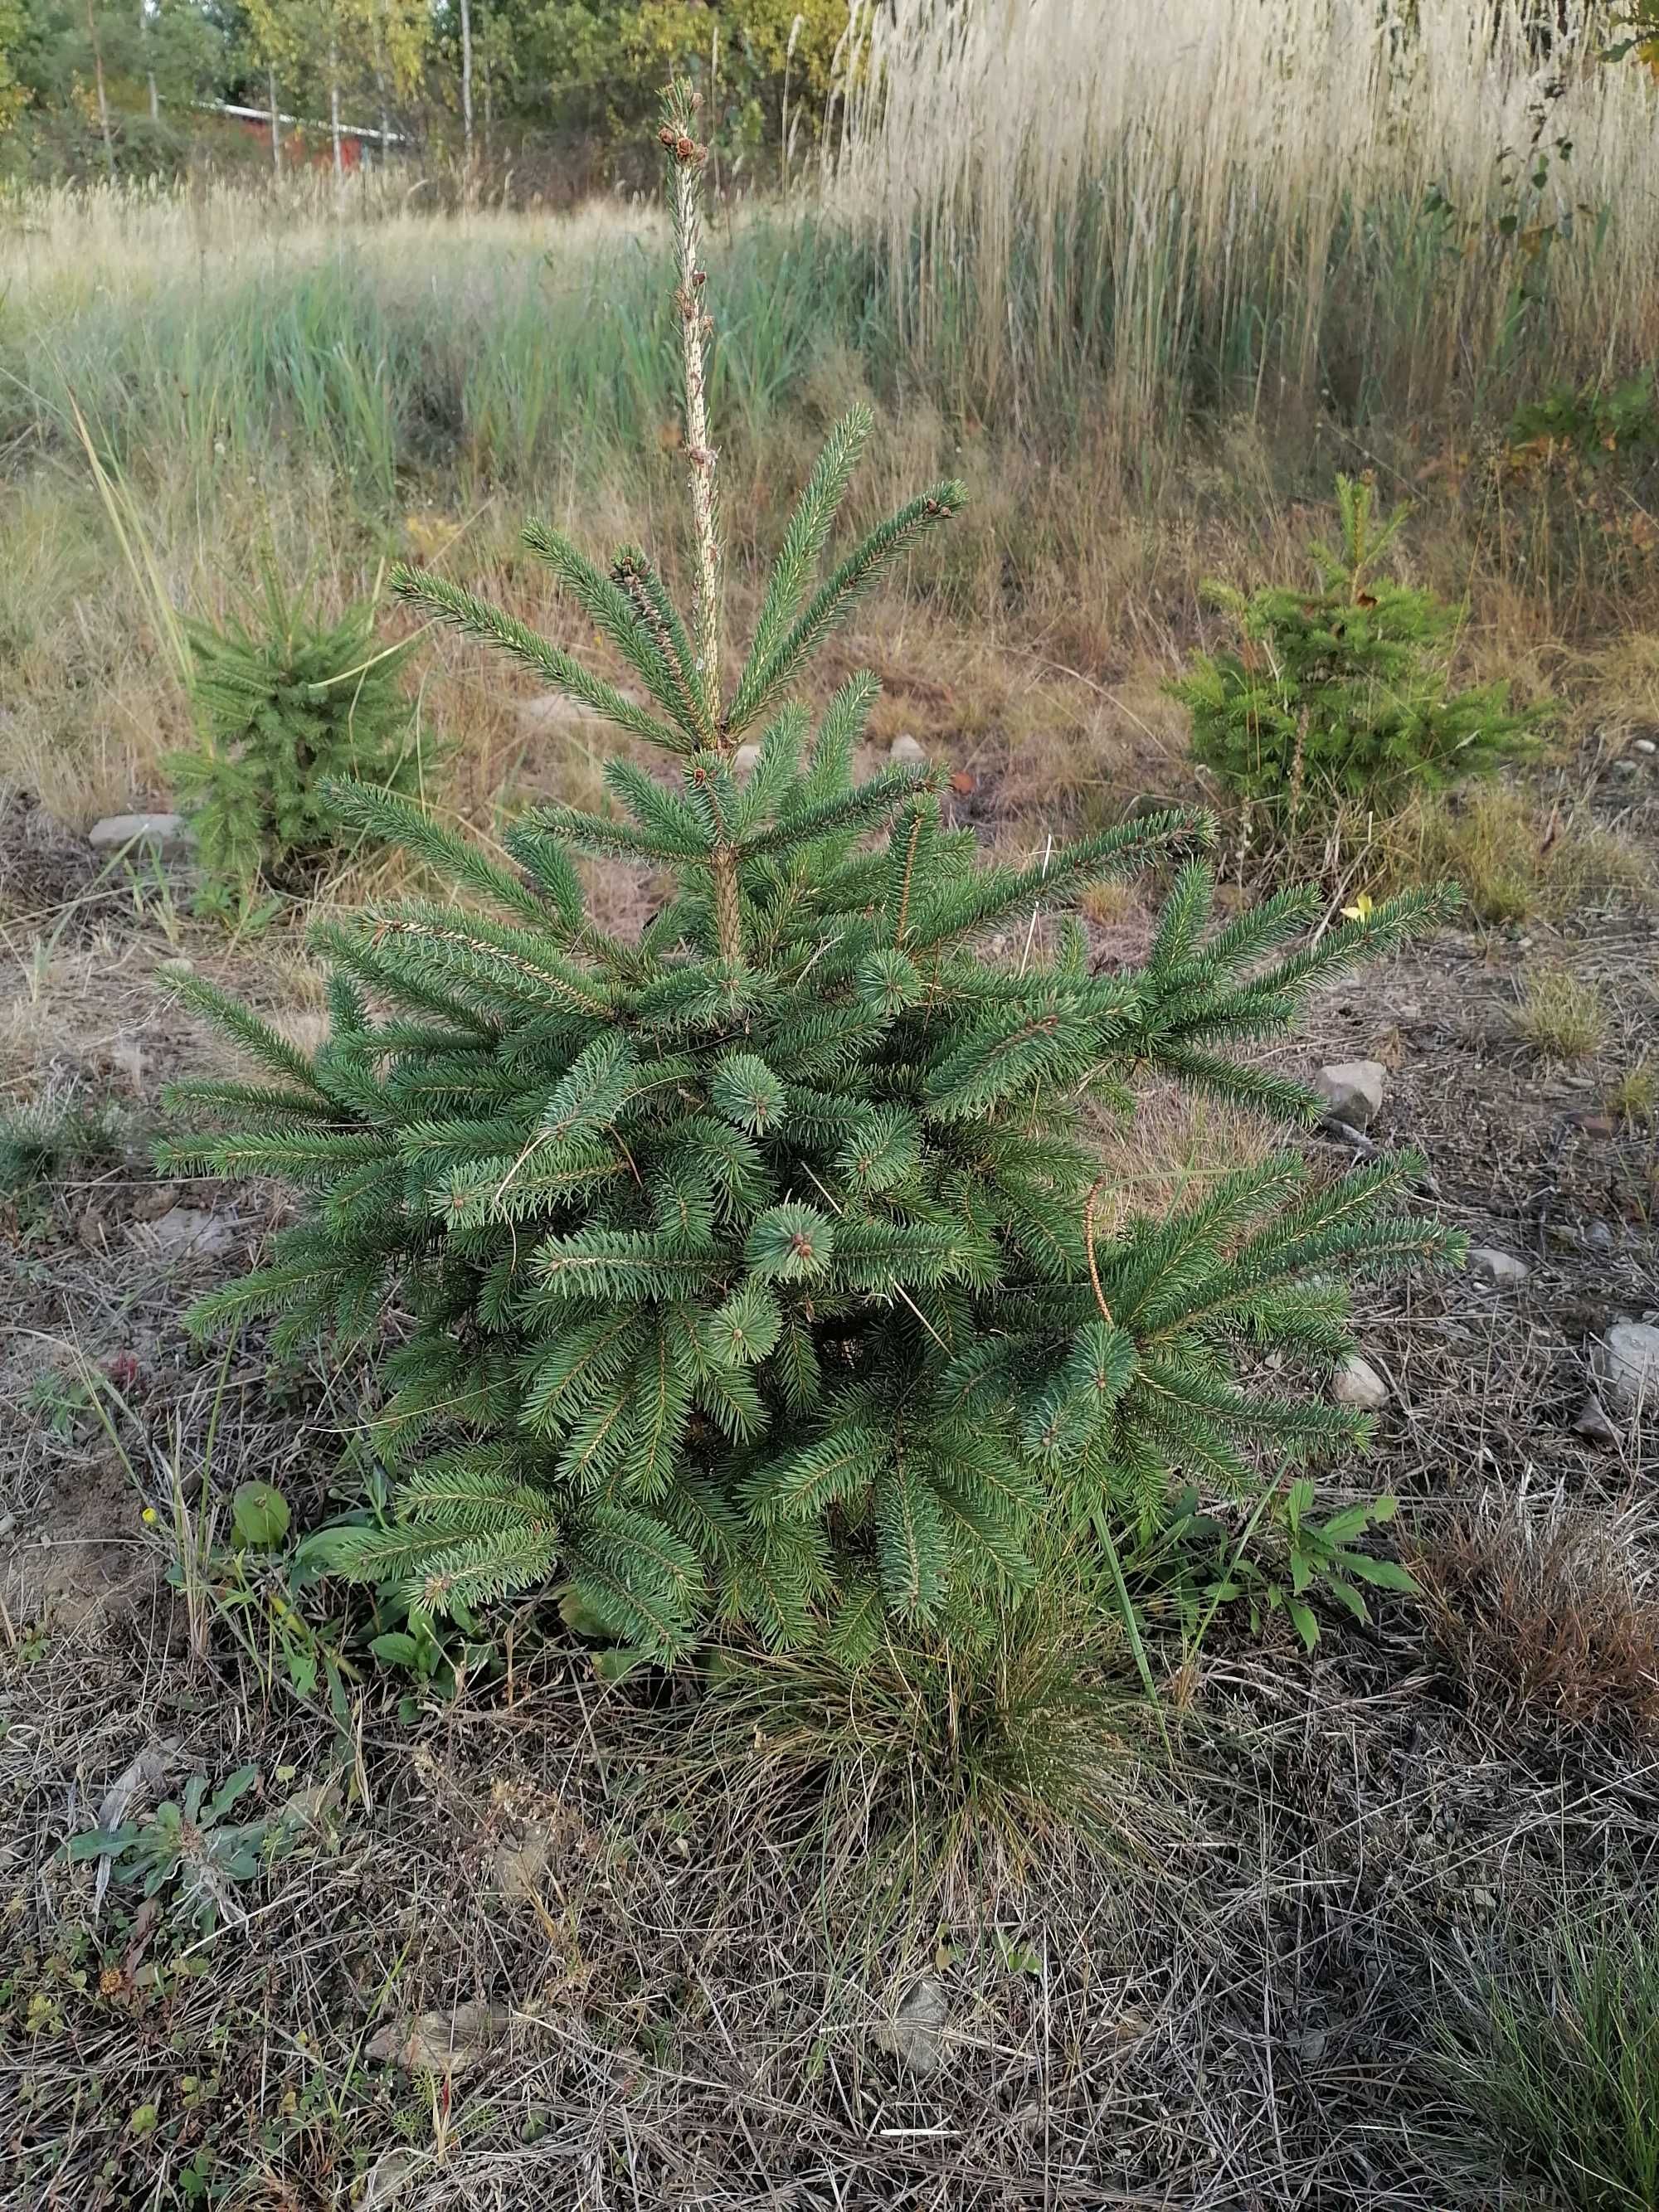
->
xmin=1086 ymin=1080 xmax=1280 ymax=1240
xmin=1608 ymin=1057 xmax=1658 ymax=1129
xmin=1512 ymin=966 xmax=1607 ymax=1063
xmin=839 ymin=0 xmax=1659 ymax=425
xmin=1408 ymin=1491 xmax=1659 ymax=1739
xmin=0 ymin=177 xmax=656 ymax=323
xmin=1377 ymin=784 xmax=1656 ymax=924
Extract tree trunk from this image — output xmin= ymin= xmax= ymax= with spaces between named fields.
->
xmin=374 ymin=0 xmax=390 ymax=167
xmin=141 ymin=0 xmax=158 ymax=121
xmin=85 ymin=0 xmax=115 ymax=171
xmin=330 ymin=35 xmax=343 ymax=182
xmin=268 ymin=65 xmax=281 ymax=173
xmin=459 ymin=0 xmax=474 ymax=189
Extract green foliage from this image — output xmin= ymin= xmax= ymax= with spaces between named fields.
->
xmin=65 ymin=1767 xmax=294 ymax=1932
xmin=169 ymin=92 xmax=1460 ymax=1669
xmin=1170 ymin=475 xmax=1539 ymax=829
xmin=502 ymin=0 xmax=852 ymax=158
xmin=1603 ymin=2 xmax=1659 ymax=73
xmin=367 ymin=1604 xmax=498 ymax=1702
xmin=166 ymin=573 xmax=426 ymax=912
xmin=0 ymin=1088 xmax=132 ymax=1195
xmin=1118 ymin=1478 xmax=1415 ymax=1651
xmin=230 ymin=1480 xmax=291 ymax=1548
xmin=1207 ymin=1480 xmax=1412 ymax=1651
xmin=0 ymin=0 xmax=25 ymax=139
xmin=1442 ymin=1897 xmax=1659 ymax=2211
xmin=1510 ymin=367 xmax=1659 ymax=469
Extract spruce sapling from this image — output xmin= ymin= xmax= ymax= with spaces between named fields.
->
xmin=165 ymin=85 xmax=1462 ymax=1666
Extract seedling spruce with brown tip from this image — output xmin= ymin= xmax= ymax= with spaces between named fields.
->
xmin=165 ymin=82 xmax=1462 ymax=1669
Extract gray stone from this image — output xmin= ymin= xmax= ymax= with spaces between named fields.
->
xmin=878 ymin=1973 xmax=948 ymax=2078
xmin=1597 ymin=1320 xmax=1659 ymax=1412
xmin=1467 ymin=1245 xmax=1530 ymax=1287
xmin=88 ymin=812 xmax=193 ymax=858
xmin=731 ymin=742 xmax=761 ymax=782
xmin=1332 ymin=1354 xmax=1388 ymax=1412
xmin=1314 ymin=1059 xmax=1388 ymax=1130
xmin=367 ymin=2000 xmax=510 ymax=2078
xmin=1572 ymin=1395 xmax=1619 ymax=1446
xmin=362 ymin=2148 xmax=427 ymax=2209
xmin=134 ymin=1206 xmax=239 ymax=1262
xmin=1633 ymin=737 xmax=1657 ymax=756
xmin=888 ymin=732 xmax=927 ymax=766
xmin=515 ymin=693 xmax=615 ymax=737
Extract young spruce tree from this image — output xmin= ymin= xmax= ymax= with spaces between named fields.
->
xmin=166 ymin=87 xmax=1461 ymax=1666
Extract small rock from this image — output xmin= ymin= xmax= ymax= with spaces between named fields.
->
xmin=362 ymin=2147 xmax=427 ymax=2208
xmin=1572 ymin=1395 xmax=1619 ymax=1446
xmin=1633 ymin=737 xmax=1657 ymax=756
xmin=1467 ymin=1246 xmax=1530 ymax=1287
xmin=133 ymin=1207 xmax=239 ymax=1262
xmin=878 ymin=1973 xmax=947 ymax=2078
xmin=110 ymin=1035 xmax=147 ymax=1092
xmin=88 ymin=812 xmax=194 ymax=859
xmin=367 ymin=2000 xmax=510 ymax=2078
xmin=278 ymin=1778 xmax=338 ymax=1830
xmin=1314 ymin=1059 xmax=1388 ymax=1130
xmin=515 ymin=693 xmax=612 ymax=736
xmin=1332 ymin=1354 xmax=1388 ymax=1412
xmin=1612 ymin=758 xmax=1638 ymax=778
xmin=888 ymin=733 xmax=927 ymax=767
xmin=1597 ymin=1320 xmax=1659 ymax=1412
xmin=0 ymin=1513 xmax=15 ymax=1541
xmin=491 ymin=1829 xmax=551 ymax=1902
xmin=731 ymin=742 xmax=761 ymax=783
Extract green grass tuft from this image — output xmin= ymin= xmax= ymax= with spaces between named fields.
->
xmin=1442 ymin=1899 xmax=1659 ymax=2212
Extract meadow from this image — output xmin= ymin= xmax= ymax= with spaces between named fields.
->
xmin=2 ymin=3 xmax=1659 ymax=2205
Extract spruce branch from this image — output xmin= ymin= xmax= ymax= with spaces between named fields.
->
xmin=392 ymin=566 xmax=688 ymax=756
xmin=726 ymin=481 xmax=968 ymax=738
xmin=611 ymin=545 xmax=714 ymax=742
xmin=907 ymin=806 xmax=1214 ymax=951
xmin=522 ymin=520 xmax=698 ymax=737
xmin=740 ymin=762 xmax=936 ymax=859
xmin=163 ymin=969 xmax=333 ymax=1097
xmin=318 ymin=779 xmax=551 ymax=925
xmin=737 ymin=406 xmax=873 ymax=693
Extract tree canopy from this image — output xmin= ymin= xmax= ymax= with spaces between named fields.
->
xmin=1 ymin=0 xmax=856 ymax=184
